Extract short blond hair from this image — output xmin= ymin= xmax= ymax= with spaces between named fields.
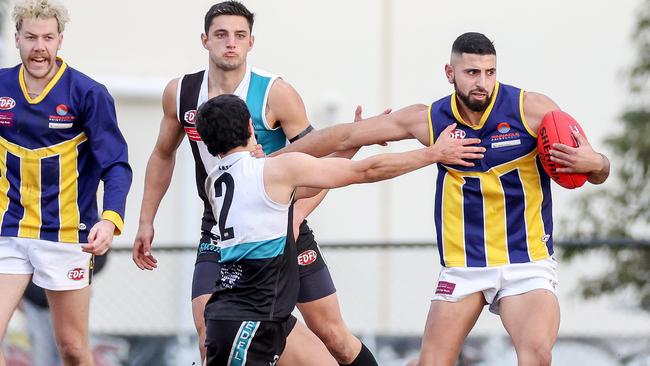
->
xmin=13 ymin=0 xmax=70 ymax=33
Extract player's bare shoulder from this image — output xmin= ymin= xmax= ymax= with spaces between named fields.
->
xmin=523 ymin=92 xmax=560 ymax=132
xmin=266 ymin=78 xmax=307 ymax=128
xmin=162 ymin=78 xmax=181 ymax=119
xmin=390 ymin=103 xmax=431 ymax=145
xmin=263 ymin=152 xmax=310 ymax=196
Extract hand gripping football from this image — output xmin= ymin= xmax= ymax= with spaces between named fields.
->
xmin=537 ymin=110 xmax=588 ymax=189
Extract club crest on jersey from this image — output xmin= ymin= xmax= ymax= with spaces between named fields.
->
xmin=184 ymin=109 xmax=197 ymax=125
xmin=297 ymin=250 xmax=318 ymax=266
xmin=67 ymin=268 xmax=86 ymax=281
xmin=449 ymin=128 xmax=466 ymax=139
xmin=0 ymin=97 xmax=16 ymax=110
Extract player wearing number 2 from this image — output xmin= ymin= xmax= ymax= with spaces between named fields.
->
xmin=195 ymin=93 xmax=484 ymax=365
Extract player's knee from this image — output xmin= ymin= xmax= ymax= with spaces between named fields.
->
xmin=520 ymin=344 xmax=553 ymax=366
xmin=57 ymin=340 xmax=88 ymax=365
xmin=533 ymin=347 xmax=553 ymax=366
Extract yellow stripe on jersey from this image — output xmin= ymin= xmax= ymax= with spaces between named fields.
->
xmin=481 ymin=171 xmax=509 ymax=265
xmin=427 ymin=103 xmax=435 ymax=146
xmin=0 ymin=133 xmax=87 ymax=242
xmin=0 ymin=151 xmax=9 ymax=228
xmin=519 ymin=90 xmax=538 ymax=138
xmin=20 ymin=152 xmax=41 ymax=238
xmin=441 ymin=172 xmax=467 ymax=266
xmin=19 ymin=58 xmax=68 ymax=105
xmin=451 ymin=82 xmax=501 ymax=130
xmin=441 ymin=150 xmax=549 ymax=267
xmin=58 ymin=137 xmax=82 ymax=243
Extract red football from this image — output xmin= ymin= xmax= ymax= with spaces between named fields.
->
xmin=537 ymin=110 xmax=588 ymax=189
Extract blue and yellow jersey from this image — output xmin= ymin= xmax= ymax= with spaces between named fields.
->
xmin=0 ymin=58 xmax=132 ymax=243
xmin=429 ymin=82 xmax=553 ymax=267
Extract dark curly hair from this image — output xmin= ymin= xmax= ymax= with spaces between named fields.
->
xmin=196 ymin=94 xmax=251 ymax=156
xmin=452 ymin=32 xmax=496 ymax=56
xmin=204 ymin=1 xmax=254 ymax=34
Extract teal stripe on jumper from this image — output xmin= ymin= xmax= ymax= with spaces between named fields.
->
xmin=220 ymin=236 xmax=286 ymax=263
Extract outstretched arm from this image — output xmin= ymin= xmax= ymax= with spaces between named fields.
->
xmin=264 ymin=123 xmax=485 ymax=203
xmin=272 ymin=104 xmax=431 ymax=158
xmin=133 ymin=79 xmax=186 ymax=270
xmin=293 ymin=105 xmax=392 ymax=202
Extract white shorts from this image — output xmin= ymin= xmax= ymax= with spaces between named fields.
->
xmin=0 ymin=236 xmax=94 ymax=290
xmin=431 ymin=257 xmax=558 ymax=314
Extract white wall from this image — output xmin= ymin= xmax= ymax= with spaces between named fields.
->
xmin=2 ymin=0 xmax=647 ymax=339
xmin=1 ymin=0 xmax=637 ymax=245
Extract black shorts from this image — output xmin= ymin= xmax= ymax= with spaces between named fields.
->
xmin=192 ymin=222 xmax=336 ymax=302
xmin=205 ymin=316 xmax=297 ymax=366
xmin=191 ymin=232 xmax=220 ymax=299
xmin=294 ymin=221 xmax=336 ymax=302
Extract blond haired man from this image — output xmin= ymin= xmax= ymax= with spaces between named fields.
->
xmin=0 ymin=1 xmax=132 ymax=365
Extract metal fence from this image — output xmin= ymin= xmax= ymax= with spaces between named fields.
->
xmin=4 ymin=241 xmax=650 ymax=365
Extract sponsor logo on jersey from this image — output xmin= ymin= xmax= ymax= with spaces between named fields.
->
xmin=541 ymin=234 xmax=551 ymax=243
xmin=0 ymin=112 xmax=14 ymax=127
xmin=297 ymin=250 xmax=318 ymax=266
xmin=220 ymin=263 xmax=243 ymax=289
xmin=184 ymin=126 xmax=202 ymax=141
xmin=198 ymin=241 xmax=220 ymax=254
xmin=491 ymin=139 xmax=521 ymax=149
xmin=67 ymin=268 xmax=86 ymax=281
xmin=184 ymin=109 xmax=197 ymax=125
xmin=49 ymin=122 xmax=73 ymax=129
xmin=49 ymin=104 xmax=75 ymax=125
xmin=0 ymin=97 xmax=16 ymax=110
xmin=490 ymin=121 xmax=520 ymax=146
xmin=497 ymin=122 xmax=511 ymax=133
xmin=435 ymin=280 xmax=456 ymax=295
xmin=56 ymin=104 xmax=69 ymax=116
xmin=449 ymin=128 xmax=466 ymax=139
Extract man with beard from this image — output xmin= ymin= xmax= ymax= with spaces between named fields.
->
xmin=196 ymin=94 xmax=482 ymax=366
xmin=132 ymin=2 xmax=377 ymax=365
xmin=277 ymin=32 xmax=611 ymax=365
xmin=0 ymin=1 xmax=132 ymax=365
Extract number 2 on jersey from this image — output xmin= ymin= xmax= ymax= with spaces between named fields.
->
xmin=214 ymin=173 xmax=235 ymax=241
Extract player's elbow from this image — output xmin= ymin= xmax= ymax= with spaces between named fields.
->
xmin=587 ymin=153 xmax=610 ymax=185
xmin=587 ymin=170 xmax=609 ymax=185
xmin=357 ymin=168 xmax=388 ymax=184
xmin=334 ymin=123 xmax=360 ymax=151
xmin=152 ymin=145 xmax=177 ymax=162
